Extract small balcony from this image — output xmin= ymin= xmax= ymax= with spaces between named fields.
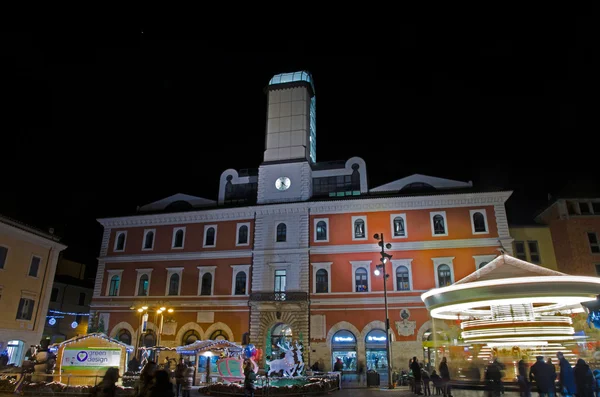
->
xmin=249 ymin=291 xmax=308 ymax=302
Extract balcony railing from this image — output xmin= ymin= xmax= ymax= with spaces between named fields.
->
xmin=249 ymin=291 xmax=308 ymax=302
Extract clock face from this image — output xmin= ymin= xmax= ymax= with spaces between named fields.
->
xmin=275 ymin=176 xmax=291 ymax=191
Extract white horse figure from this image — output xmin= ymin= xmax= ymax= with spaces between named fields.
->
xmin=266 ymin=342 xmax=296 ymax=376
xmin=294 ymin=341 xmax=304 ymax=375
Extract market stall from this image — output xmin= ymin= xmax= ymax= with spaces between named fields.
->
xmin=176 ymin=340 xmax=243 ymax=384
xmin=51 ymin=333 xmax=133 ymax=386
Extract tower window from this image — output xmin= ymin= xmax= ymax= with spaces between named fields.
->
xmin=276 ymin=223 xmax=287 ymax=242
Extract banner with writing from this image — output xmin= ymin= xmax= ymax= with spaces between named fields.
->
xmin=62 ymin=348 xmax=121 ymax=370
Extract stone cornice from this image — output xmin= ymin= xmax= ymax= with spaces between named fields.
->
xmin=97 ymin=207 xmax=255 ymax=228
xmin=310 ymin=238 xmax=501 ymax=255
xmin=100 ymin=250 xmax=252 ymax=263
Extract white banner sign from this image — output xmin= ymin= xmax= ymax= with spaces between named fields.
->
xmin=62 ymin=348 xmax=121 ymax=369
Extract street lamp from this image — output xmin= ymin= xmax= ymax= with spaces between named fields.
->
xmin=131 ymin=305 xmax=175 ymax=354
xmin=373 ymin=233 xmax=393 ymax=389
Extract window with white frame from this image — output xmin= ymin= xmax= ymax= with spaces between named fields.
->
xmin=514 ymin=241 xmax=526 ymax=260
xmin=203 ymin=225 xmax=217 ymax=247
xmin=390 ymin=214 xmax=407 ymax=238
xmin=528 ymin=241 xmax=541 ymax=263
xmin=430 ymin=212 xmax=448 ymax=236
xmin=135 ymin=269 xmax=152 ymax=296
xmin=470 ymin=209 xmax=489 ymax=234
xmin=114 ymin=231 xmax=127 ymax=252
xmin=236 ymin=223 xmax=250 ymax=246
xmin=16 ymin=297 xmax=35 ymax=321
xmin=588 ymin=232 xmax=600 ymax=254
xmin=432 ymin=257 xmax=455 ymax=288
xmin=165 ymin=268 xmax=183 ymax=296
xmin=28 ymin=256 xmax=41 ymax=277
xmin=350 ymin=261 xmax=371 ymax=293
xmin=142 ymin=229 xmax=155 ymax=250
xmin=231 ymin=265 xmax=250 ymax=295
xmin=391 ymin=259 xmax=413 ymax=291
xmin=473 ymin=255 xmax=497 ymax=271
xmin=197 ymin=266 xmax=216 ymax=296
xmin=274 ymin=270 xmax=287 ymax=292
xmin=312 ymin=262 xmax=332 ymax=294
xmin=105 ymin=269 xmax=123 ymax=296
xmin=172 ymin=227 xmax=186 ymax=249
xmin=314 ymin=218 xmax=329 ymax=242
xmin=351 ymin=216 xmax=368 ymax=240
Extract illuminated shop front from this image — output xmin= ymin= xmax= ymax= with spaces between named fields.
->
xmin=331 ymin=330 xmax=357 ymax=372
xmin=365 ymin=329 xmax=388 ymax=371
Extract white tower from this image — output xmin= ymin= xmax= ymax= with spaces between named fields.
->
xmin=257 ymin=71 xmax=315 ymax=204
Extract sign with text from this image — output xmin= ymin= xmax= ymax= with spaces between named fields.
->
xmin=62 ymin=348 xmax=121 ymax=370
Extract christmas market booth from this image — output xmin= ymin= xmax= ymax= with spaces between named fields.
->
xmin=51 ymin=333 xmax=133 ymax=386
xmin=176 ymin=339 xmax=244 ymax=384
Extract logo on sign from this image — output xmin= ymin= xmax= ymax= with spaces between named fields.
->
xmin=367 ymin=336 xmax=386 ymax=342
xmin=77 ymin=351 xmax=88 ymax=362
xmin=334 ymin=336 xmax=354 ymax=342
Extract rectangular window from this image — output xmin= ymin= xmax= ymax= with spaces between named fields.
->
xmin=588 ymin=232 xmax=600 ymax=254
xmin=579 ymin=202 xmax=591 ymax=215
xmin=50 ymin=288 xmax=59 ymax=302
xmin=274 ymin=270 xmax=286 ymax=292
xmin=593 ymin=202 xmax=600 ymax=214
xmin=528 ymin=241 xmax=541 ymax=263
xmin=596 ymin=264 xmax=600 ymax=276
xmin=514 ymin=241 xmax=526 ymax=260
xmin=78 ymin=292 xmax=86 ymax=306
xmin=28 ymin=256 xmax=41 ymax=277
xmin=0 ymin=246 xmax=7 ymax=269
xmin=16 ymin=298 xmax=35 ymax=321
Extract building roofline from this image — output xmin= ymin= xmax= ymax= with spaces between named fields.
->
xmin=0 ymin=214 xmax=64 ymax=243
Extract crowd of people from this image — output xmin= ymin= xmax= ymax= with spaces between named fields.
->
xmin=409 ymin=356 xmax=452 ymax=396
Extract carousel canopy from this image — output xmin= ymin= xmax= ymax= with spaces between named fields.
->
xmin=176 ymin=339 xmax=243 ymax=354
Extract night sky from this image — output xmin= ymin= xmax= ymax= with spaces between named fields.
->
xmin=2 ymin=27 xmax=597 ymax=275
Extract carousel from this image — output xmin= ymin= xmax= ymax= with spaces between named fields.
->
xmin=421 ymin=254 xmax=600 ymax=380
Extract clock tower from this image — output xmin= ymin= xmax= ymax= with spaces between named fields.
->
xmin=257 ymin=71 xmax=316 ymax=204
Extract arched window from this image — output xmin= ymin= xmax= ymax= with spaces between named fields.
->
xmin=437 ymin=264 xmax=452 ymax=287
xmin=144 ymin=231 xmax=154 ymax=249
xmin=393 ymin=217 xmax=405 ymax=237
xmin=473 ymin=212 xmax=486 ymax=233
xmin=316 ymin=221 xmax=327 ymax=241
xmin=205 ymin=227 xmax=216 ymax=246
xmin=109 ymin=275 xmax=120 ymax=296
xmin=433 ymin=215 xmax=446 ymax=235
xmin=173 ymin=229 xmax=184 ymax=248
xmin=479 ymin=261 xmax=489 ymax=269
xmin=316 ymin=269 xmax=328 ymax=293
xmin=182 ymin=330 xmax=200 ymax=345
xmin=270 ymin=323 xmax=292 ymax=358
xmin=351 ymin=164 xmax=361 ymax=191
xmin=141 ymin=330 xmax=156 ymax=347
xmin=138 ymin=274 xmax=149 ymax=296
xmin=210 ymin=330 xmax=228 ymax=340
xmin=276 ymin=223 xmax=287 ymax=242
xmin=355 ymin=267 xmax=368 ymax=292
xmin=168 ymin=273 xmax=180 ymax=296
xmin=354 ymin=219 xmax=365 ymax=239
xmin=116 ymin=233 xmax=126 ymax=251
xmin=238 ymin=225 xmax=248 ymax=245
xmin=396 ymin=266 xmax=410 ymax=291
xmin=235 ymin=272 xmax=247 ymax=295
xmin=201 ymin=273 xmax=212 ymax=296
xmin=117 ymin=329 xmax=132 ymax=345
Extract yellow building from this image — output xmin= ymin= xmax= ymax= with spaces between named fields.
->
xmin=0 ymin=215 xmax=67 ymax=365
xmin=509 ymin=225 xmax=558 ymax=270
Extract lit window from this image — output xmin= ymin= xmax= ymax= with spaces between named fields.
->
xmin=588 ymin=233 xmax=600 ymax=254
xmin=274 ymin=270 xmax=286 ymax=292
xmin=393 ymin=217 xmax=405 ymax=237
xmin=437 ymin=264 xmax=452 ymax=287
xmin=276 ymin=223 xmax=287 ymax=242
xmin=396 ymin=266 xmax=410 ymax=291
xmin=316 ymin=269 xmax=328 ymax=293
xmin=355 ymin=268 xmax=368 ymax=292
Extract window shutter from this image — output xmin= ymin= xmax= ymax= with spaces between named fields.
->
xmin=16 ymin=299 xmax=25 ymax=319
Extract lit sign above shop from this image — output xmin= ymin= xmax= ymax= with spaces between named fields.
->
xmin=334 ymin=336 xmax=355 ymax=342
xmin=367 ymin=336 xmax=386 ymax=342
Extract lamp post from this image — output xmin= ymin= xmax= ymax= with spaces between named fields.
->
xmin=373 ymin=233 xmax=393 ymax=389
xmin=131 ymin=305 xmax=174 ymax=360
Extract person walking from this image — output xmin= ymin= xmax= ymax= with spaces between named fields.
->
xmin=244 ymin=360 xmax=256 ymax=397
xmin=574 ymin=359 xmax=595 ymax=397
xmin=411 ymin=357 xmax=423 ymax=395
xmin=439 ymin=357 xmax=452 ymax=397
xmin=91 ymin=367 xmax=119 ymax=397
xmin=174 ymin=358 xmax=186 ymax=397
xmin=530 ymin=356 xmax=556 ymax=397
xmin=557 ymin=352 xmax=576 ymax=397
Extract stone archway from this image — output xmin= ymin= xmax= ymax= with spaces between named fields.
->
xmin=204 ymin=322 xmax=235 ymax=342
xmin=174 ymin=322 xmax=205 ymax=345
xmin=255 ymin=311 xmax=302 ymax=350
xmin=326 ymin=321 xmax=362 ymax=349
xmin=109 ymin=321 xmax=136 ymax=341
xmin=361 ymin=320 xmax=396 ymax=342
xmin=417 ymin=320 xmax=449 ymax=342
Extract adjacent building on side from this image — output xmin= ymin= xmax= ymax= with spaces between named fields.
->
xmin=508 ymin=225 xmax=558 ymax=270
xmin=90 ymin=71 xmax=518 ymax=377
xmin=536 ymin=198 xmax=600 ymax=276
xmin=0 ymin=215 xmax=67 ymax=365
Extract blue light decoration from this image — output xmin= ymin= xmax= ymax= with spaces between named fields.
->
xmin=48 ymin=317 xmax=57 ymax=326
xmin=587 ymin=310 xmax=600 ymax=329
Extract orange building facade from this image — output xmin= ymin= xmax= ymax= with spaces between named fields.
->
xmin=90 ymin=71 xmax=515 ymax=377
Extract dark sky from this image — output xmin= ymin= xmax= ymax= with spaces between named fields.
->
xmin=1 ymin=26 xmax=597 ymax=274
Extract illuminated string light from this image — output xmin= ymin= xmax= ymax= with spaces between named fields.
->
xmin=48 ymin=309 xmax=91 ymax=316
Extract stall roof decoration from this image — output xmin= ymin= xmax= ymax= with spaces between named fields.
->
xmin=176 ymin=340 xmax=243 ymax=354
xmin=138 ymin=346 xmax=177 ymax=351
xmin=49 ymin=333 xmax=134 ymax=352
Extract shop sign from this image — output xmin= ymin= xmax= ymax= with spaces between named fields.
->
xmin=62 ymin=348 xmax=121 ymax=370
xmin=334 ymin=336 xmax=355 ymax=342
xmin=367 ymin=335 xmax=386 ymax=342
